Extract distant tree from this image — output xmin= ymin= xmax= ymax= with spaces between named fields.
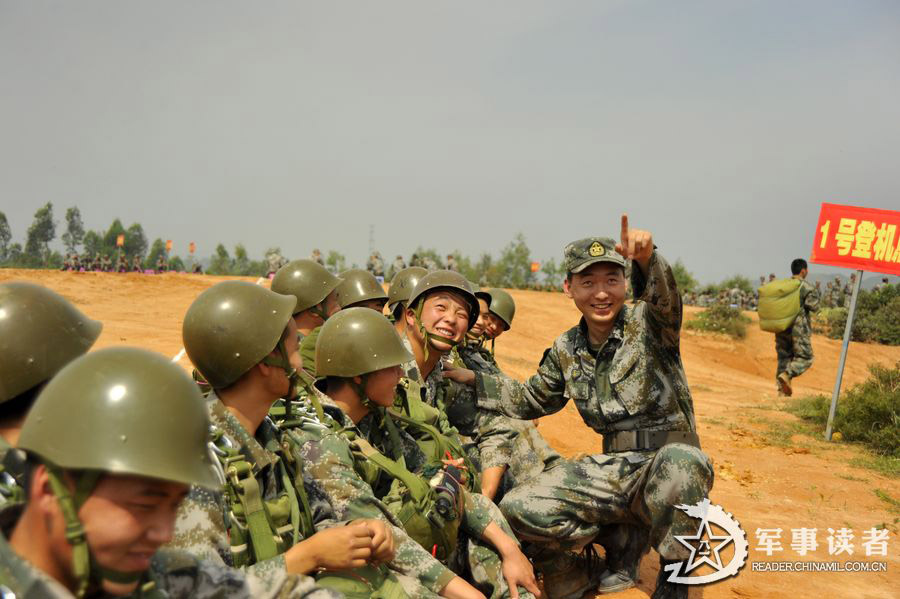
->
xmin=5 ymin=243 xmax=23 ymax=265
xmin=207 ymin=244 xmax=232 ymax=275
xmin=671 ymin=259 xmax=698 ymax=293
xmin=474 ymin=252 xmax=496 ymax=286
xmin=168 ymin=255 xmax=185 ymax=272
xmin=541 ymin=257 xmax=563 ymax=289
xmin=24 ymin=202 xmax=56 ymax=263
xmin=326 ymin=250 xmax=346 ymax=273
xmin=103 ymin=218 xmax=127 ymax=254
xmin=0 ymin=211 xmax=11 ymax=262
xmin=719 ymin=274 xmax=754 ymax=294
xmin=496 ymin=233 xmax=533 ymax=288
xmin=233 ymin=244 xmax=252 ymax=275
xmin=124 ymin=223 xmax=148 ymax=259
xmin=145 ymin=238 xmax=167 ymax=270
xmin=61 ymin=207 xmax=85 ymax=254
xmin=82 ymin=231 xmax=103 ymax=257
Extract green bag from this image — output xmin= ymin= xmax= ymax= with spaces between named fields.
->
xmin=758 ymin=279 xmax=802 ymax=333
xmin=316 ymin=564 xmax=410 ymax=599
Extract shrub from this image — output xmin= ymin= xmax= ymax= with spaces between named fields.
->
xmin=685 ymin=304 xmax=751 ymax=338
xmin=786 ymin=362 xmax=900 ymax=458
xmin=811 ymin=285 xmax=900 ymax=345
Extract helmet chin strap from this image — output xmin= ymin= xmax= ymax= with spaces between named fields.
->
xmin=262 ymin=338 xmax=301 ymax=401
xmin=44 ymin=465 xmax=145 ymax=598
xmin=412 ymin=303 xmax=460 ymax=366
xmin=308 ymin=300 xmax=330 ymax=323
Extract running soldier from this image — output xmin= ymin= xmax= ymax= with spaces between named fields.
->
xmin=775 ymin=258 xmax=820 ymax=396
xmin=445 ymin=216 xmax=714 ymax=599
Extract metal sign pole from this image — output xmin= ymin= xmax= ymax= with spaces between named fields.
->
xmin=824 ymin=269 xmax=864 ymax=441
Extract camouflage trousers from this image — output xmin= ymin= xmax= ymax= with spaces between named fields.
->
xmin=775 ymin=315 xmax=813 ymax=384
xmin=498 ymin=443 xmax=713 ymax=562
xmin=450 ymin=493 xmax=536 ymax=599
xmin=498 ymin=421 xmax=562 ymax=502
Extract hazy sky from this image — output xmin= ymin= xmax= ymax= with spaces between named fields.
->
xmin=2 ymin=1 xmax=899 ymax=282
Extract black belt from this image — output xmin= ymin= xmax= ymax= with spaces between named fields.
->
xmin=602 ymin=430 xmax=701 ymax=453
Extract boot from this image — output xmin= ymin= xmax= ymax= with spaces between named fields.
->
xmin=534 ymin=546 xmax=605 ymax=599
xmin=651 ymin=559 xmax=688 ymax=599
xmin=594 ymin=524 xmax=649 ymax=594
xmin=777 ymin=372 xmax=792 ymax=396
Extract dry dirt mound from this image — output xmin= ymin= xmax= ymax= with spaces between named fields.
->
xmin=2 ymin=270 xmax=898 ymax=598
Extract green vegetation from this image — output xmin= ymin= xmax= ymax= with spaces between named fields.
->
xmin=812 ymin=285 xmax=900 ymax=345
xmin=786 ymin=362 xmax=899 ymax=470
xmin=685 ymin=304 xmax=751 ymax=338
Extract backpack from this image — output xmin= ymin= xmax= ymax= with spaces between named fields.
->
xmin=758 ymin=279 xmax=803 ymax=333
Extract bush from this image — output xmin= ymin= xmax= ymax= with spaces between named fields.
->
xmin=786 ymin=362 xmax=900 ymax=458
xmin=685 ymin=304 xmax=751 ymax=338
xmin=811 ymin=285 xmax=900 ymax=345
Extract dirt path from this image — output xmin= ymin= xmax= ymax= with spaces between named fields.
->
xmin=3 ymin=270 xmax=898 ymax=598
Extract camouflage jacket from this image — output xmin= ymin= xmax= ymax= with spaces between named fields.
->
xmin=282 ymin=394 xmax=455 ymax=596
xmin=169 ymin=394 xmax=339 ymax=586
xmin=475 ymin=251 xmax=698 ymax=436
xmin=0 ymin=441 xmax=24 ymax=511
xmin=0 ymin=515 xmax=335 ymax=599
xmin=795 ymin=277 xmax=820 ymax=328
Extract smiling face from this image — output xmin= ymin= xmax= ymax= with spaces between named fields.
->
xmin=406 ymin=290 xmax=471 ymax=352
xmin=43 ymin=471 xmax=188 ymax=595
xmin=564 ymin=262 xmax=627 ymax=333
xmin=470 ymin=297 xmax=490 ymax=337
xmin=483 ymin=311 xmax=505 ymax=339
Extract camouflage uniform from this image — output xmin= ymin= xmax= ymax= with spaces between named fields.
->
xmin=293 ymin=390 xmax=535 ymax=599
xmin=456 ymin=343 xmax=562 ymax=498
xmin=0 ymin=441 xmax=24 ymax=510
xmin=774 ymin=277 xmax=819 ymax=385
xmin=472 ymin=250 xmax=713 ymax=567
xmin=170 ymin=393 xmax=403 ymax=595
xmin=0 ymin=516 xmax=334 ymax=599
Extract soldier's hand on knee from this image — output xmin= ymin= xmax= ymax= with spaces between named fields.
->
xmin=501 ymin=548 xmax=541 ymax=599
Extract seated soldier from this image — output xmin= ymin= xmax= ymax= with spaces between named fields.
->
xmin=298 ymin=308 xmax=540 ymax=599
xmin=335 ymin=268 xmax=389 ymax=312
xmin=0 ymin=282 xmax=102 ymax=508
xmin=175 ymin=281 xmax=412 ymax=598
xmin=3 ymin=347 xmax=333 ymax=598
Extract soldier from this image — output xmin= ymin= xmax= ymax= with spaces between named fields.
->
xmin=116 ymin=251 xmax=128 ymax=273
xmin=91 ymin=253 xmax=102 ymax=272
xmin=310 ymin=248 xmax=325 ymax=266
xmin=271 ymin=259 xmax=342 ymax=385
xmin=100 ymin=253 xmax=112 ymax=272
xmin=335 ymin=268 xmax=389 ymax=313
xmin=775 ymin=259 xmax=820 ymax=396
xmin=309 ymin=308 xmax=540 ymax=599
xmin=2 ymin=347 xmax=333 ymax=598
xmin=132 ymin=254 xmax=143 ymax=272
xmin=446 ymin=254 xmax=459 ymax=272
xmin=266 ymin=250 xmax=287 ymax=277
xmin=387 ymin=267 xmax=428 ymax=332
xmin=460 ymin=288 xmax=561 ymax=503
xmin=390 ymin=255 xmax=407 ymax=279
xmin=176 ymin=281 xmax=406 ymax=597
xmin=410 ymin=253 xmax=423 ymax=268
xmin=0 ymin=282 xmax=102 ymax=508
xmin=874 ymin=276 xmax=891 ymax=291
xmin=156 ymin=254 xmax=168 ymax=274
xmin=444 ymin=216 xmax=714 ymax=599
xmin=424 ymin=256 xmax=440 ymax=271
xmin=844 ymin=272 xmax=857 ymax=297
xmin=830 ymin=275 xmax=845 ymax=307
xmin=768 ymin=272 xmax=776 ymax=283
xmin=367 ymin=252 xmax=386 ymax=281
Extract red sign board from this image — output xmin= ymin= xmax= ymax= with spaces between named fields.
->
xmin=189 ymin=242 xmax=196 ymax=254
xmin=811 ymin=203 xmax=900 ymax=276
xmin=530 ymin=261 xmax=540 ymax=273
xmin=116 ymin=234 xmax=125 ymax=247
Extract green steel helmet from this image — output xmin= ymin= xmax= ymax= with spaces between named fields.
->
xmin=387 ymin=266 xmax=428 ymax=314
xmin=271 ymin=259 xmax=341 ymax=314
xmin=335 ymin=268 xmax=388 ymax=309
xmin=18 ymin=347 xmax=218 ymax=489
xmin=183 ymin=281 xmax=296 ymax=389
xmin=407 ymin=270 xmax=479 ymax=330
xmin=484 ymin=288 xmax=515 ymax=330
xmin=0 ymin=281 xmax=102 ymax=403
xmin=316 ymin=308 xmax=413 ymax=378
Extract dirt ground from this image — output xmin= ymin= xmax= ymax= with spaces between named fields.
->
xmin=3 ymin=269 xmax=898 ymax=598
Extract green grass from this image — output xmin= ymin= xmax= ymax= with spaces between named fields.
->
xmin=685 ymin=304 xmax=751 ymax=339
xmin=873 ymin=489 xmax=900 ymax=514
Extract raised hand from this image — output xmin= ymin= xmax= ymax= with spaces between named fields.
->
xmin=614 ymin=213 xmax=653 ymax=271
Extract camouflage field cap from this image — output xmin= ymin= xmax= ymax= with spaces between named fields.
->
xmin=563 ymin=237 xmax=626 ymax=274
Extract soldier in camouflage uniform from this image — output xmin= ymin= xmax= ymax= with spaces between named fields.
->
xmin=390 ymin=255 xmax=407 ymax=280
xmin=310 ymin=249 xmax=325 ymax=266
xmin=1 ymin=347 xmax=334 ymax=599
xmin=132 ymin=254 xmax=144 ymax=272
xmin=367 ymin=252 xmax=386 ymax=281
xmin=156 ymin=254 xmax=168 ymax=274
xmin=444 ymin=217 xmax=714 ymax=599
xmin=774 ymin=259 xmax=820 ymax=396
xmin=446 ymin=255 xmax=459 ymax=272
xmin=335 ymin=268 xmax=389 ymax=313
xmin=304 ymin=308 xmax=540 ymax=599
xmin=0 ymin=282 xmax=102 ymax=511
xmin=459 ymin=289 xmax=561 ymax=502
xmin=116 ymin=251 xmax=128 ymax=272
xmin=175 ymin=281 xmax=411 ymax=598
xmin=271 ymin=259 xmax=343 ymax=384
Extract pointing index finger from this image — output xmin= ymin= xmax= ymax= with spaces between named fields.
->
xmin=620 ymin=213 xmax=629 ymax=244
